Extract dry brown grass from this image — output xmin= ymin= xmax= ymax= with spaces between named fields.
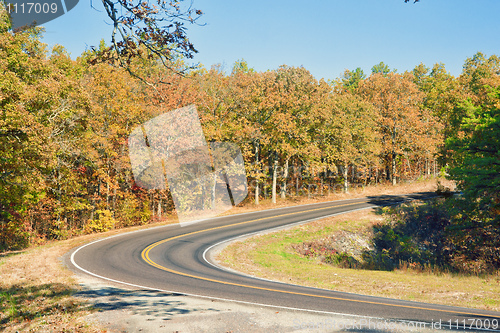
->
xmin=0 ymin=222 xmax=169 ymax=332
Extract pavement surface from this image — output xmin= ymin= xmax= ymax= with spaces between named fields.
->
xmin=74 ymin=274 xmax=444 ymax=333
xmin=65 ymin=193 xmax=500 ymax=332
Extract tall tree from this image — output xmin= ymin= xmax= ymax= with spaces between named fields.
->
xmin=358 ymin=72 xmax=441 ymax=185
xmin=444 ymin=82 xmax=500 ymax=267
xmin=315 ymin=89 xmax=380 ymax=192
xmin=341 ymin=67 xmax=366 ymax=91
xmin=231 ymin=70 xmax=278 ymax=204
xmin=269 ymin=65 xmax=319 ymax=202
xmin=0 ymin=15 xmax=90 ymax=247
xmin=371 ymin=62 xmax=392 ymax=75
xmin=231 ymin=59 xmax=255 ymax=75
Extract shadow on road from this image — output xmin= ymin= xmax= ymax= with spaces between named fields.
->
xmin=75 ymin=286 xmax=220 ymax=321
xmin=365 ymin=191 xmax=438 ymax=207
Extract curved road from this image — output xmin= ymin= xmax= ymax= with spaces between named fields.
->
xmin=69 ymin=193 xmax=500 ymax=330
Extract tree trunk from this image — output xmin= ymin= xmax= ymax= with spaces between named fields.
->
xmin=392 ymin=153 xmax=397 ymax=186
xmin=254 ymin=141 xmax=260 ymax=205
xmin=296 ymin=169 xmax=300 ymax=196
xmin=365 ymin=167 xmax=370 ymax=186
xmin=158 ymin=195 xmax=162 ymax=218
xmin=281 ymin=158 xmax=289 ymax=199
xmin=106 ymin=179 xmax=110 ymax=209
xmin=405 ymin=154 xmax=412 ymax=180
xmin=212 ymin=171 xmax=217 ymax=209
xmin=272 ymin=152 xmax=278 ymax=204
xmin=56 ymin=157 xmax=62 ymax=222
xmin=112 ymin=186 xmax=117 ymax=215
xmin=343 ymin=163 xmax=349 ymax=193
xmin=150 ymin=191 xmax=155 ymax=219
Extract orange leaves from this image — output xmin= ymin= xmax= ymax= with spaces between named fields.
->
xmin=358 ymin=72 xmax=441 ymax=156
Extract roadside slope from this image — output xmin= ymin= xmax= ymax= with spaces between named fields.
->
xmin=216 ymin=206 xmax=500 ymax=312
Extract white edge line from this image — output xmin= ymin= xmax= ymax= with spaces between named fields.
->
xmin=202 ymin=196 xmax=438 ymax=287
xmin=69 ymin=204 xmax=390 ymax=321
xmin=70 ymin=195 xmax=491 ymax=330
xmin=202 ymin=206 xmax=378 ymax=291
xmin=70 ymin=231 xmax=393 ymax=322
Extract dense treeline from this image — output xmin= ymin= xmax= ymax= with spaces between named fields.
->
xmin=1 ymin=16 xmax=498 ymax=252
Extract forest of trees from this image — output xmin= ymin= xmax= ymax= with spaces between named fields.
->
xmin=0 ymin=10 xmax=498 ymax=257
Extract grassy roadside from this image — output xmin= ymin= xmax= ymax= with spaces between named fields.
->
xmin=1 ymin=237 xmax=99 ymax=332
xmin=0 ymin=177 xmax=454 ymax=331
xmin=217 ymin=198 xmax=500 ymax=312
xmin=0 ymin=222 xmax=172 ymax=332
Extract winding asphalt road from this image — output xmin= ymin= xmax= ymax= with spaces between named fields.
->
xmin=68 ymin=192 xmax=500 ymax=330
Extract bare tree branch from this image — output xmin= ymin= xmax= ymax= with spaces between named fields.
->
xmin=91 ymin=0 xmax=203 ymax=82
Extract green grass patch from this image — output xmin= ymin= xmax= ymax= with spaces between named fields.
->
xmin=0 ymin=283 xmax=81 ymax=328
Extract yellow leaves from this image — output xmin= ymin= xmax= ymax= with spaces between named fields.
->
xmin=84 ymin=209 xmax=116 ymax=234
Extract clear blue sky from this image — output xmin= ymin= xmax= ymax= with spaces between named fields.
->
xmin=41 ymin=0 xmax=500 ymax=80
